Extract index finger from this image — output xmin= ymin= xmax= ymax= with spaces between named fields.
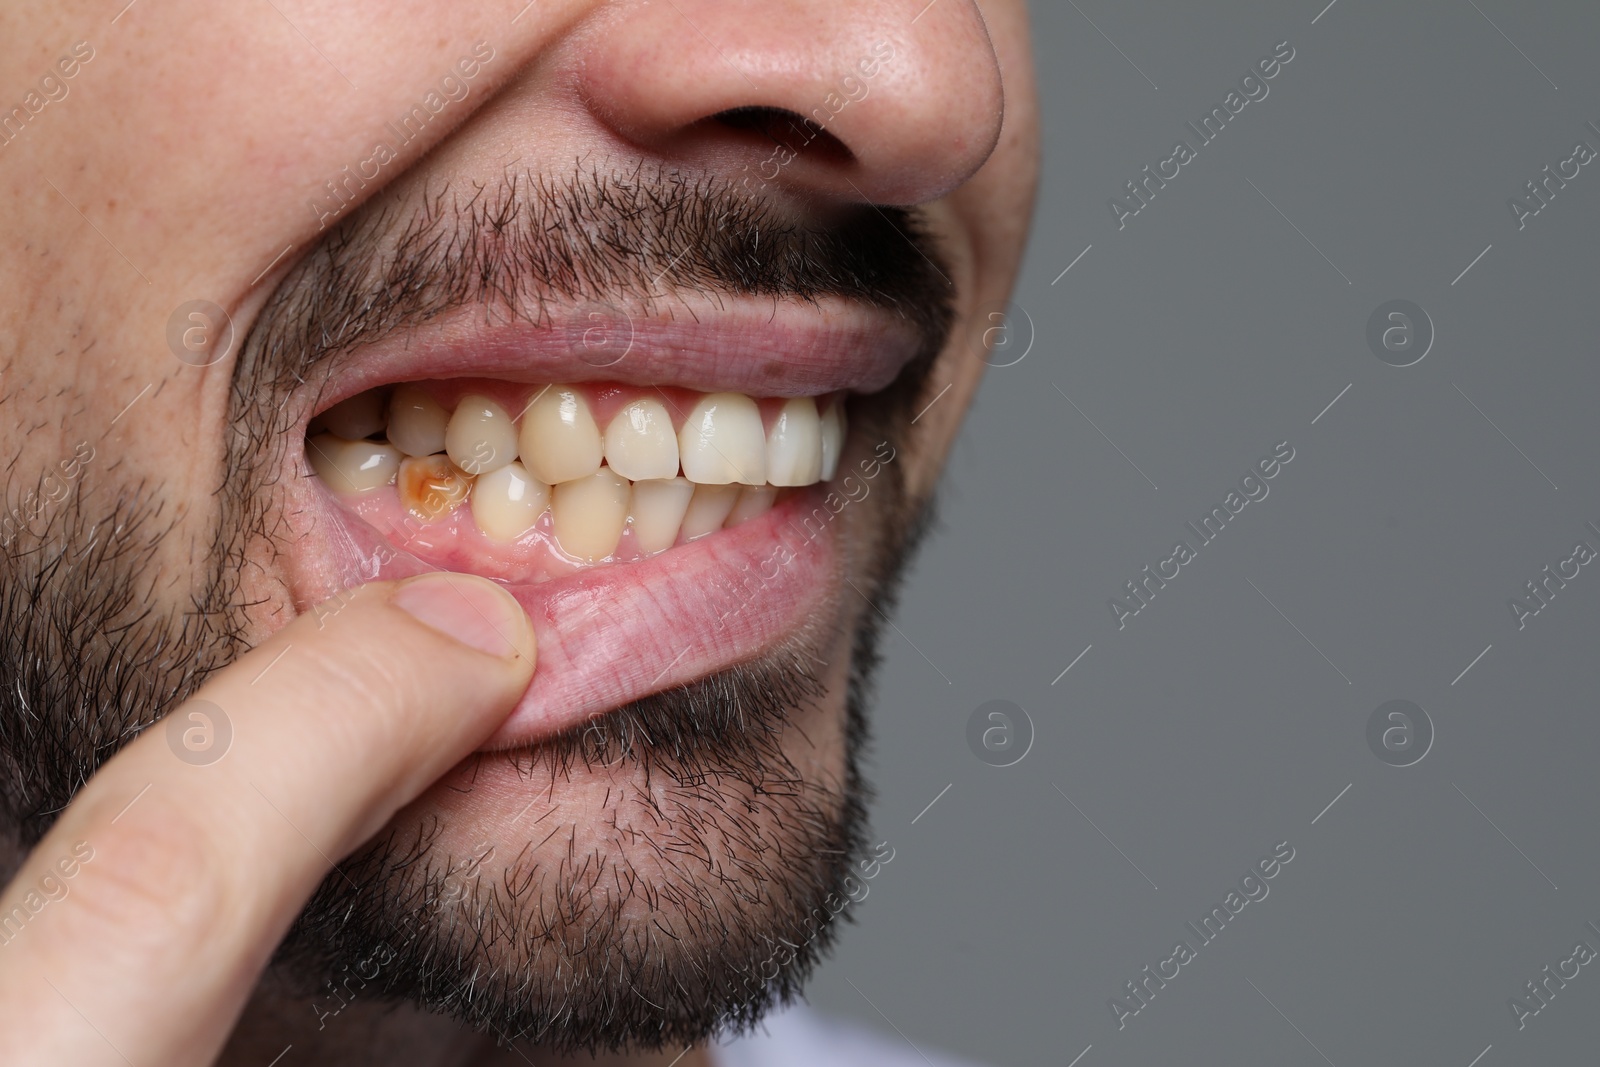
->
xmin=0 ymin=571 xmax=534 ymax=1067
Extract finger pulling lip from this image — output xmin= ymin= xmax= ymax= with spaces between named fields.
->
xmin=492 ymin=492 xmax=835 ymax=748
xmin=329 ymin=489 xmax=836 ymax=749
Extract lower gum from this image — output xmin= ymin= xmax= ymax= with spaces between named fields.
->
xmin=326 ymin=479 xmax=784 ymax=585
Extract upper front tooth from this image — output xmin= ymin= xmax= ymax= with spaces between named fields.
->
xmin=520 ymin=387 xmax=602 ymax=485
xmin=819 ymin=400 xmax=845 ymax=481
xmin=765 ymin=397 xmax=823 ymax=487
xmin=446 ymin=395 xmax=518 ymax=475
xmin=629 ymin=477 xmax=694 ymax=554
xmin=321 ymin=392 xmax=387 ymax=440
xmin=604 ymin=398 xmax=680 ymax=481
xmin=307 ymin=434 xmax=401 ymax=493
xmin=678 ymin=393 xmax=766 ymax=485
xmin=471 ymin=461 xmax=549 ymax=543
xmin=552 ymin=468 xmax=630 ymax=561
xmin=388 ymin=385 xmax=449 ymax=456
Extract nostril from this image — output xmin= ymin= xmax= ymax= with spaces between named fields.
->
xmin=708 ymin=105 xmax=855 ymax=167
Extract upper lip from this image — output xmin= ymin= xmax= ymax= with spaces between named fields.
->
xmin=304 ymin=294 xmax=922 ymax=418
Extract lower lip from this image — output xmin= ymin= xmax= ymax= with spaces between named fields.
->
xmin=350 ymin=489 xmax=837 ymax=748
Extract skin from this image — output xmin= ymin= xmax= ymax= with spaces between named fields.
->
xmin=0 ymin=1 xmax=1038 ymax=1063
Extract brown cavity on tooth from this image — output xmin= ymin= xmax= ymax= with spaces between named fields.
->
xmin=398 ymin=454 xmax=474 ymax=521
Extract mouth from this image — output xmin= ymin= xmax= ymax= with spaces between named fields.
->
xmin=286 ymin=299 xmax=917 ymax=750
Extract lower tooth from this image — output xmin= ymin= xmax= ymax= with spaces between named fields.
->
xmin=398 ymin=454 xmax=474 ymax=520
xmin=553 ymin=468 xmax=630 ymax=561
xmin=725 ymin=485 xmax=777 ymax=527
xmin=307 ymin=434 xmax=401 ymax=493
xmin=471 ymin=461 xmax=550 ymax=543
xmin=629 ymin=477 xmax=694 ymax=554
xmin=680 ymin=483 xmax=740 ymax=541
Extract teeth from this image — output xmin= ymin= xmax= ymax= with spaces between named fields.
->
xmin=471 ymin=461 xmax=550 ymax=543
xmin=726 ymin=485 xmax=777 ymax=527
xmin=322 ymin=392 xmax=387 ymax=440
xmin=398 ymin=454 xmax=473 ymax=521
xmin=680 ymin=483 xmax=741 ymax=541
xmin=819 ymin=400 xmax=845 ymax=481
xmin=311 ymin=384 xmax=847 ymax=557
xmin=678 ymin=393 xmax=767 ymax=485
xmin=765 ymin=397 xmax=823 ymax=487
xmin=628 ymin=477 xmax=695 ymax=554
xmin=604 ymin=398 xmax=680 ymax=481
xmin=387 ymin=384 xmax=450 ymax=457
xmin=446 ymin=394 xmax=518 ymax=475
xmin=307 ymin=434 xmax=401 ymax=493
xmin=520 ymin=387 xmax=603 ymax=485
xmin=552 ymin=468 xmax=630 ymax=561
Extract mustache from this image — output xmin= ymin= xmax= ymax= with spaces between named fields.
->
xmin=232 ymin=165 xmax=955 ymax=407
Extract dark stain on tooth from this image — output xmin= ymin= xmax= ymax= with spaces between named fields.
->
xmin=398 ymin=454 xmax=473 ymax=521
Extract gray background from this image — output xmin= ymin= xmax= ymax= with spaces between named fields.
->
xmin=808 ymin=1 xmax=1600 ymax=1064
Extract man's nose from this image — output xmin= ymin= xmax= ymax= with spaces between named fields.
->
xmin=575 ymin=0 xmax=1005 ymax=206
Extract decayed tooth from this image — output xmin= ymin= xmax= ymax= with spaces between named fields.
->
xmin=629 ymin=477 xmax=694 ymax=554
xmin=680 ymin=483 xmax=740 ymax=541
xmin=446 ymin=395 xmax=518 ymax=475
xmin=819 ymin=400 xmax=845 ymax=481
xmin=726 ymin=485 xmax=777 ymax=527
xmin=604 ymin=398 xmax=680 ymax=481
xmin=471 ymin=461 xmax=550 ymax=543
xmin=321 ymin=391 xmax=387 ymax=440
xmin=398 ymin=454 xmax=473 ymax=521
xmin=678 ymin=393 xmax=766 ymax=485
xmin=765 ymin=397 xmax=823 ymax=487
xmin=520 ymin=386 xmax=602 ymax=485
xmin=552 ymin=468 xmax=631 ymax=561
xmin=388 ymin=384 xmax=449 ymax=457
xmin=306 ymin=434 xmax=401 ymax=493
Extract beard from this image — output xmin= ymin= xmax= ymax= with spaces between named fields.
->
xmin=0 ymin=165 xmax=951 ymax=1054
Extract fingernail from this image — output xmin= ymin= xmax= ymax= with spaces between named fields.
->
xmin=393 ymin=573 xmax=532 ymax=660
